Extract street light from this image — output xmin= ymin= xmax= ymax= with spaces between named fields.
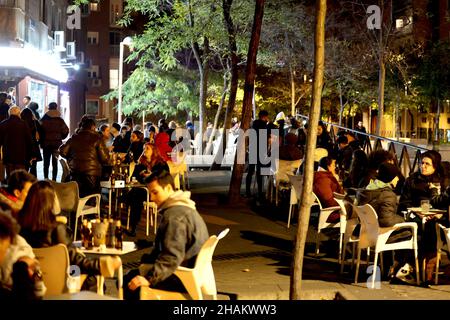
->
xmin=118 ymin=36 xmax=133 ymax=124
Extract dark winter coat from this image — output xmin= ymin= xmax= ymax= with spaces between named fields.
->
xmin=399 ymin=171 xmax=441 ymax=212
xmin=40 ymin=110 xmax=69 ymax=148
xmin=357 ymin=186 xmax=404 ymax=227
xmin=20 ymin=222 xmax=100 ymax=276
xmin=0 ymin=115 xmax=33 ymax=166
xmin=139 ymin=191 xmax=209 ymax=287
xmin=59 ymin=128 xmax=110 ymax=177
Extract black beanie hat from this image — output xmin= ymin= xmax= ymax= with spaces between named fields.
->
xmin=377 ymin=163 xmax=400 ymax=183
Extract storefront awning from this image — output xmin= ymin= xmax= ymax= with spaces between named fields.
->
xmin=0 ymin=47 xmax=68 ymax=83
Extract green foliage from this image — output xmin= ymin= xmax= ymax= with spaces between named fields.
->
xmin=414 ymin=41 xmax=450 ymax=103
xmin=102 ymin=67 xmax=199 ymax=117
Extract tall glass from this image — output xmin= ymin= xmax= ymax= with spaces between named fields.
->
xmin=421 ymin=200 xmax=430 ymax=213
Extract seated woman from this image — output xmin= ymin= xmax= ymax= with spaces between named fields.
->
xmin=16 ymin=181 xmax=121 ymax=290
xmin=125 ymin=130 xmax=145 ymax=164
xmin=125 ymin=143 xmax=169 ymax=237
xmin=399 ymin=150 xmax=443 ymax=286
xmin=313 ymin=156 xmax=344 ymax=223
xmin=356 ymin=163 xmax=417 ymax=284
xmin=0 ymin=204 xmax=44 ymax=300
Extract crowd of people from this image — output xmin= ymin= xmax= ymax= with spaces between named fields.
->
xmin=2 ymin=89 xmax=450 ymax=296
xmin=0 ymin=92 xmax=212 ymax=299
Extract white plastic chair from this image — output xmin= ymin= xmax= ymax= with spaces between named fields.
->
xmin=311 ymin=192 xmax=341 ymax=256
xmin=287 ymin=174 xmax=303 ymax=228
xmin=435 ymin=223 xmax=450 ymax=285
xmin=140 ymin=228 xmax=229 ymax=300
xmin=126 ymin=186 xmax=157 ymax=236
xmin=50 ymin=181 xmax=101 ymax=241
xmin=33 ymin=244 xmax=71 ymax=296
xmin=353 ymin=204 xmax=420 ymax=288
xmin=269 ymin=159 xmax=302 ymax=206
xmin=333 ymin=193 xmax=360 ymax=273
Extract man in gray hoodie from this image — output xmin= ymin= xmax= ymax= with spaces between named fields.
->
xmin=124 ymin=167 xmax=209 ymax=300
xmin=40 ymin=102 xmax=69 ymax=180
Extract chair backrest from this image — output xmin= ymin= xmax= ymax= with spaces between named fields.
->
xmin=33 ymin=244 xmax=70 ymax=296
xmin=190 ymin=228 xmax=229 ymax=299
xmin=59 ymin=158 xmax=70 ymax=182
xmin=353 ymin=204 xmax=379 ymax=248
xmin=437 ymin=223 xmax=450 ymax=251
xmin=274 ymin=159 xmax=302 ymax=183
xmin=49 ymin=180 xmax=79 ymax=213
xmin=287 ymin=174 xmax=303 ymax=199
xmin=311 ymin=192 xmax=323 ymax=210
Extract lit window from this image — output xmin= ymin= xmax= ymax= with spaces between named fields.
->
xmin=87 ymin=31 xmax=99 ymax=45
xmin=89 ymin=2 xmax=99 ymax=11
xmin=110 ymin=69 xmax=119 ymax=89
xmin=396 ymin=19 xmax=404 ymax=29
xmin=88 ymin=65 xmax=99 ymax=79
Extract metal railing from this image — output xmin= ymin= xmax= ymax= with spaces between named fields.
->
xmin=296 ymin=114 xmax=429 ymax=178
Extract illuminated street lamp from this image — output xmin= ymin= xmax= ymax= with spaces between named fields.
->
xmin=118 ymin=36 xmax=133 ymax=124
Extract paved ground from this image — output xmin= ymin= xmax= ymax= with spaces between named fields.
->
xmin=34 ymin=161 xmax=450 ymax=300
xmin=100 ymin=170 xmax=450 ymax=300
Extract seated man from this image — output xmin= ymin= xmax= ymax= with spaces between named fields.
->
xmin=124 ymin=168 xmax=209 ymax=300
xmin=0 ymin=170 xmax=36 ymax=216
xmin=0 ymin=205 xmax=45 ymax=300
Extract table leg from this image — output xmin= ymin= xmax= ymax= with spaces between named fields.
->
xmin=108 ymin=189 xmax=112 ymax=219
xmin=146 ymin=191 xmax=149 ymax=236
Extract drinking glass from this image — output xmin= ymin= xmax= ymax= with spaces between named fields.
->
xmin=421 ymin=200 xmax=430 ymax=213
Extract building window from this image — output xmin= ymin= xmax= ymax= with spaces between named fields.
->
xmin=396 ymin=19 xmax=404 ymax=29
xmin=87 ymin=32 xmax=99 ymax=45
xmin=110 ymin=0 xmax=122 ymax=25
xmin=87 ymin=65 xmax=99 ymax=79
xmin=89 ymin=1 xmax=100 ymax=11
xmin=86 ymin=100 xmax=99 ymax=115
xmin=422 ymin=117 xmax=427 ymax=124
xmin=110 ymin=69 xmax=119 ymax=89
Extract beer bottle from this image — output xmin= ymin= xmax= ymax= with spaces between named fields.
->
xmin=115 ymin=220 xmax=123 ymax=250
xmin=111 ymin=169 xmax=116 ymax=186
xmin=81 ymin=219 xmax=89 ymax=248
xmin=86 ymin=222 xmax=93 ymax=249
xmin=107 ymin=218 xmax=116 ymax=248
xmin=124 ymin=168 xmax=130 ymax=184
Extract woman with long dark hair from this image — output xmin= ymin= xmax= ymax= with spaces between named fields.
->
xmin=17 ymin=181 xmax=120 ymax=288
xmin=20 ymin=108 xmax=42 ymax=177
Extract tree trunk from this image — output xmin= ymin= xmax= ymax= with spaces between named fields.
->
xmin=210 ymin=0 xmax=240 ymax=170
xmin=338 ymin=82 xmax=344 ymax=126
xmin=205 ymin=71 xmax=229 ymax=155
xmin=290 ymin=0 xmax=326 ymax=299
xmin=376 ymin=55 xmax=386 ymax=136
xmin=290 ymin=65 xmax=296 ymax=117
xmin=228 ymin=0 xmax=265 ymax=203
xmin=434 ymin=98 xmax=441 ymax=149
xmin=395 ymin=92 xmax=400 ymax=141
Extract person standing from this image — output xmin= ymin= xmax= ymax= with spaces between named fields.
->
xmin=0 ymin=106 xmax=33 ymax=179
xmin=21 ymin=96 xmax=31 ymax=110
xmin=40 ymin=102 xmax=69 ymax=181
xmin=59 ymin=119 xmax=110 ymax=197
xmin=355 ymin=121 xmax=368 ymax=148
xmin=245 ymin=110 xmax=270 ymax=200
xmin=27 ymin=102 xmax=40 ymax=121
xmin=20 ymin=108 xmax=43 ymax=178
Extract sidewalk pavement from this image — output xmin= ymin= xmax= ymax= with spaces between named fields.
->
xmin=35 ymin=162 xmax=450 ymax=300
